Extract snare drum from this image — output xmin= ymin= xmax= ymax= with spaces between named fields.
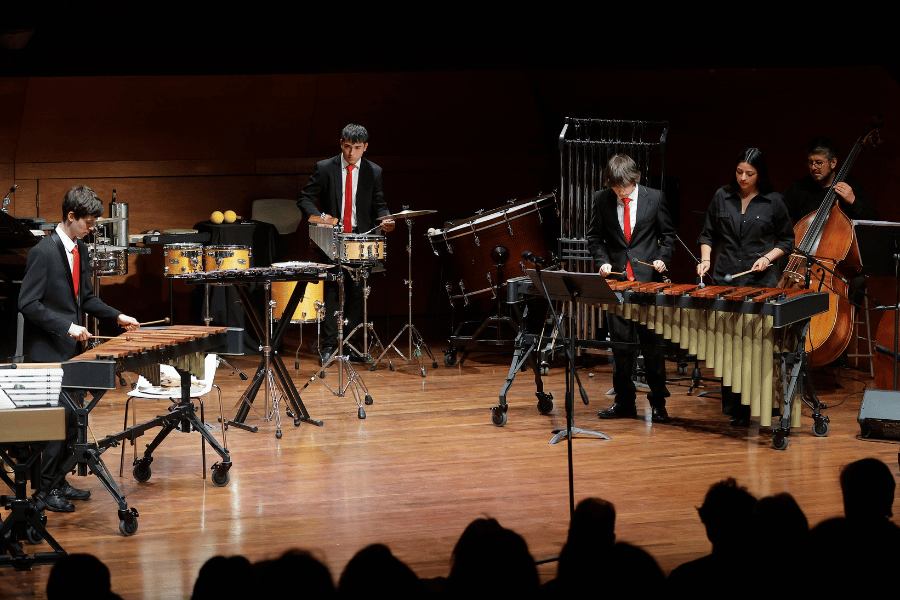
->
xmin=271 ymin=280 xmax=325 ymax=323
xmin=89 ymin=245 xmax=128 ymax=276
xmin=338 ymin=234 xmax=386 ymax=264
xmin=203 ymin=245 xmax=252 ymax=271
xmin=427 ymin=193 xmax=555 ymax=304
xmin=163 ymin=243 xmax=204 ymax=277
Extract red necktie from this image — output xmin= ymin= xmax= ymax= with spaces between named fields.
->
xmin=71 ymin=245 xmax=80 ymax=297
xmin=343 ymin=164 xmax=355 ymax=233
xmin=623 ymin=197 xmax=634 ymax=281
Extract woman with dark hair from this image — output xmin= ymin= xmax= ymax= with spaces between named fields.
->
xmin=697 ymin=148 xmax=794 ymax=425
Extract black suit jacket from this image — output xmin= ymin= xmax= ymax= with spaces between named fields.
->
xmin=18 ymin=231 xmax=121 ymax=362
xmin=296 ymin=155 xmax=389 ymax=233
xmin=586 ymin=186 xmax=675 ymax=282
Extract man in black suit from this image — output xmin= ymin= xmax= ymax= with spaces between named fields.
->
xmin=297 ymin=124 xmax=394 ymax=362
xmin=18 ymin=185 xmax=139 ymax=512
xmin=587 ymin=155 xmax=676 ymax=423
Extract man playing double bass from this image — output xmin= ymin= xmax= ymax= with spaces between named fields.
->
xmin=782 ymin=135 xmax=878 ymax=224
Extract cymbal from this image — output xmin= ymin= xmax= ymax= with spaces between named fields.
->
xmin=377 ymin=209 xmax=437 ymax=221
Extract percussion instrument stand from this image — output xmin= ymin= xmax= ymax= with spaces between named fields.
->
xmin=772 ymin=320 xmax=829 ymax=450
xmin=372 ymin=217 xmax=439 ymax=377
xmin=297 ymin=266 xmax=374 ymax=419
xmin=342 ymin=263 xmax=390 ymax=367
xmin=228 ymin=280 xmax=324 ymax=434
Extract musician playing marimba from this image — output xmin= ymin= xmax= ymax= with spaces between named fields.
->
xmin=588 ymin=154 xmax=676 ymax=423
xmin=697 ymin=148 xmax=794 ymax=426
xmin=17 ymin=186 xmax=139 ymax=512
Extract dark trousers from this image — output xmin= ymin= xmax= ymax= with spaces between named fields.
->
xmin=41 ymin=391 xmax=78 ymax=490
xmin=323 ymin=270 xmax=364 ymax=351
xmin=607 ymin=314 xmax=669 ymax=407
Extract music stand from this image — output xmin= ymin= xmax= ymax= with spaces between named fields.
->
xmin=854 ymin=220 xmax=900 ymax=390
xmin=526 ymin=268 xmax=618 ymax=517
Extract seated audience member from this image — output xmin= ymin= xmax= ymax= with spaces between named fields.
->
xmin=191 ymin=555 xmax=255 ymax=600
xmin=446 ymin=517 xmax=539 ymax=599
xmin=607 ymin=542 xmax=665 ymax=594
xmin=545 ymin=497 xmax=617 ymax=593
xmin=667 ymin=478 xmax=757 ymax=594
xmin=46 ymin=553 xmax=121 ymax=600
xmin=254 ymin=549 xmax=335 ymax=598
xmin=338 ymin=543 xmax=424 ymax=599
xmin=752 ymin=492 xmax=809 ymax=541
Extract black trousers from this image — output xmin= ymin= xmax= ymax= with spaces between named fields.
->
xmin=41 ymin=391 xmax=79 ymax=490
xmin=607 ymin=314 xmax=670 ymax=407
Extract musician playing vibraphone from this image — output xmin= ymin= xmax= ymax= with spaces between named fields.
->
xmin=697 ymin=148 xmax=794 ymax=426
xmin=588 ymin=154 xmax=676 ymax=424
xmin=17 ymin=186 xmax=139 ymax=513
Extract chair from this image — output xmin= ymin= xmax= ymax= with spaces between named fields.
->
xmin=120 ymin=353 xmax=224 ymax=480
xmin=251 ymin=199 xmax=303 ymax=235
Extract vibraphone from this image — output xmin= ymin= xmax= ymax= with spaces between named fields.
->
xmin=183 ymin=265 xmax=337 ymax=434
xmin=498 ymin=277 xmax=830 ymax=449
xmin=57 ymin=325 xmax=228 ymax=535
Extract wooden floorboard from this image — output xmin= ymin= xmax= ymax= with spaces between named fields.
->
xmin=2 ymin=340 xmax=899 ymax=599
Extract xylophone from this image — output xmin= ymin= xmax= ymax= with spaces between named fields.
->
xmin=600 ymin=281 xmax=829 ymax=429
xmin=54 ymin=325 xmax=230 ymax=536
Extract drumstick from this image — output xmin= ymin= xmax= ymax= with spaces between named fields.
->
xmin=136 ymin=318 xmax=171 ymax=327
xmin=724 ymin=269 xmax=754 ymax=283
xmin=634 ymin=259 xmax=668 ymax=271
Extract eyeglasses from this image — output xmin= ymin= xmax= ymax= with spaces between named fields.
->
xmin=807 ymin=160 xmax=828 ymax=168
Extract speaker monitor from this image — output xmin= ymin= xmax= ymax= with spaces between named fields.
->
xmin=858 ymin=389 xmax=900 ymax=440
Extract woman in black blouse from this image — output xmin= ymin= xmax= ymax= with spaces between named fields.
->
xmin=696 ymin=148 xmax=795 ymax=425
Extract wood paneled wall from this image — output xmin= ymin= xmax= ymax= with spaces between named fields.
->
xmin=2 ymin=67 xmax=898 ymax=323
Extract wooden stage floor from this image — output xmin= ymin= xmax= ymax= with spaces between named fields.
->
xmin=2 ymin=340 xmax=899 ymax=599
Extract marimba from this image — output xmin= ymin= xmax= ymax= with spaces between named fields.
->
xmin=498 ymin=277 xmax=830 ymax=448
xmin=601 ymin=281 xmax=828 ymax=429
xmin=55 ymin=325 xmax=229 ymax=536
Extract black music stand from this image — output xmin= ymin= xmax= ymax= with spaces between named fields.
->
xmin=526 ymin=268 xmax=617 ymax=517
xmin=854 ymin=221 xmax=900 ymax=390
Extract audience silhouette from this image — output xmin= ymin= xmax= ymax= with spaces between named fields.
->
xmin=38 ymin=459 xmax=899 ymax=599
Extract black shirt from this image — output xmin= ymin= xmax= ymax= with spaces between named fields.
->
xmin=782 ymin=174 xmax=878 ymax=224
xmin=698 ymin=188 xmax=795 ymax=287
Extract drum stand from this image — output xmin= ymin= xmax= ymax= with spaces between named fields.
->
xmin=372 ymin=216 xmax=438 ymax=377
xmin=342 ymin=263 xmax=390 ymax=366
xmin=297 ymin=266 xmax=374 ymax=419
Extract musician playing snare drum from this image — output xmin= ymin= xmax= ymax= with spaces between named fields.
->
xmin=297 ymin=124 xmax=394 ymax=363
xmin=587 ymin=154 xmax=676 ymax=424
xmin=18 ymin=186 xmax=139 ymax=512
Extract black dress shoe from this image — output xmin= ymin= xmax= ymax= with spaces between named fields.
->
xmin=320 ymin=347 xmax=336 ymax=366
xmin=651 ymin=406 xmax=671 ymax=423
xmin=598 ymin=403 xmax=637 ymax=419
xmin=44 ymin=489 xmax=75 ymax=513
xmin=729 ymin=415 xmax=751 ymax=427
xmin=60 ymin=479 xmax=91 ymax=501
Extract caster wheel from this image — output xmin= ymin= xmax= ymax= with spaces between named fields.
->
xmin=772 ymin=433 xmax=789 ymax=450
xmin=537 ymin=396 xmax=553 ymax=415
xmin=678 ymin=365 xmax=688 ymax=375
xmin=293 ymin=418 xmax=302 ymax=426
xmin=211 ymin=469 xmax=230 ymax=487
xmin=365 ymin=394 xmax=373 ymax=405
xmin=421 ymin=368 xmax=426 ymax=378
xmin=25 ymin=525 xmax=43 ymax=544
xmin=813 ymin=419 xmax=829 ymax=437
xmin=119 ymin=517 xmax=139 ymax=536
xmin=133 ymin=463 xmax=152 ymax=482
xmin=358 ymin=407 xmax=367 ymax=419
xmin=491 ymin=407 xmax=508 ymax=427
xmin=540 ymin=365 xmax=550 ymax=377
xmin=444 ymin=352 xmax=457 ymax=367
xmin=276 ymin=429 xmax=282 ymax=439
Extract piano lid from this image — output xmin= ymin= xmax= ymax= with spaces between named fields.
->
xmin=0 ymin=211 xmax=38 ymax=281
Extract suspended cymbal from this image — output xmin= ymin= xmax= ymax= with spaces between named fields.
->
xmin=377 ymin=209 xmax=437 ymax=221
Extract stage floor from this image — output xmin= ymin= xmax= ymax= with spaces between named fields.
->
xmin=2 ymin=340 xmax=898 ymax=599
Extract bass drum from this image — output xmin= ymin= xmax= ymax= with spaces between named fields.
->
xmin=427 ymin=193 xmax=556 ymax=304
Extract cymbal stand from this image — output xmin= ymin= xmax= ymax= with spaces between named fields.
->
xmin=295 ymin=248 xmax=374 ymax=419
xmin=342 ymin=263 xmax=390 ymax=366
xmin=372 ymin=216 xmax=438 ymax=377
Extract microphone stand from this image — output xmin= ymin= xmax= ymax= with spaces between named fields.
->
xmin=789 ymin=246 xmax=850 ymax=291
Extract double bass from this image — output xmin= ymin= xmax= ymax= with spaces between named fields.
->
xmin=777 ymin=120 xmax=882 ymax=367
